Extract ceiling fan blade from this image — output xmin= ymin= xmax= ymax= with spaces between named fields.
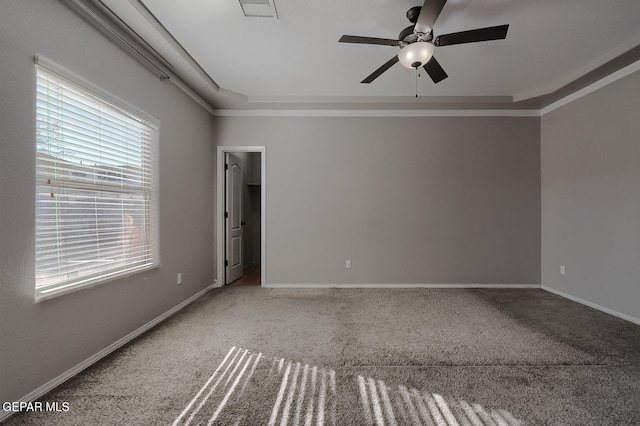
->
xmin=414 ymin=0 xmax=448 ymax=33
xmin=423 ymin=56 xmax=448 ymax=83
xmin=339 ymin=35 xmax=399 ymax=47
xmin=434 ymin=24 xmax=509 ymax=46
xmin=361 ymin=55 xmax=400 ymax=84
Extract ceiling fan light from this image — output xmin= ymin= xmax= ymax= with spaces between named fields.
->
xmin=398 ymin=42 xmax=434 ymax=69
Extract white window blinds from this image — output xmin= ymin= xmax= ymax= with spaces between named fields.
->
xmin=35 ymin=57 xmax=160 ymax=300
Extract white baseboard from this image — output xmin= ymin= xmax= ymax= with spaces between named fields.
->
xmin=542 ymin=285 xmax=640 ymax=326
xmin=264 ymin=283 xmax=541 ymax=289
xmin=0 ymin=283 xmax=216 ymax=423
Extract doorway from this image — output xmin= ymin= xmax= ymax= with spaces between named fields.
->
xmin=216 ymin=146 xmax=266 ymax=287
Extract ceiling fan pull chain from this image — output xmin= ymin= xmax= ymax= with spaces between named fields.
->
xmin=415 ymin=67 xmax=419 ymax=98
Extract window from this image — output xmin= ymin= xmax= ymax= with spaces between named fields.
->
xmin=35 ymin=57 xmax=160 ymax=301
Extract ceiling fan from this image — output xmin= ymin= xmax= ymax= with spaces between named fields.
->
xmin=338 ymin=0 xmax=509 ymax=84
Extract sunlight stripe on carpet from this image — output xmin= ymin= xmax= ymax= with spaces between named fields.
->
xmin=358 ymin=376 xmax=522 ymax=426
xmin=172 ymin=346 xmax=237 ymax=426
xmin=269 ymin=360 xmax=293 ymax=426
xmin=293 ymin=364 xmax=310 ymax=425
xmin=207 ymin=352 xmax=256 ymax=424
xmin=173 ymin=347 xmax=264 ymax=426
xmin=185 ymin=348 xmax=247 ymax=424
xmin=266 ymin=359 xmax=335 ymax=426
xmin=377 ymin=380 xmax=397 ymax=426
xmin=358 ymin=375 xmax=374 ymax=425
xmin=169 ymin=348 xmax=523 ymax=425
xmin=398 ymin=386 xmax=422 ymax=425
xmin=280 ymin=362 xmax=302 ymax=425
xmin=367 ymin=377 xmax=385 ymax=425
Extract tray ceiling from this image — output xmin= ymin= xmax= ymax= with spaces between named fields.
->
xmin=98 ymin=0 xmax=640 ymax=111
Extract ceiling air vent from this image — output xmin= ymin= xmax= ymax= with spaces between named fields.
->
xmin=239 ymin=0 xmax=278 ymax=19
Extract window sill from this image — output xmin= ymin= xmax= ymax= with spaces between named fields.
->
xmin=35 ymin=263 xmax=161 ymax=302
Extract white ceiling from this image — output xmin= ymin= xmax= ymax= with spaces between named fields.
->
xmin=100 ymin=0 xmax=640 ymax=111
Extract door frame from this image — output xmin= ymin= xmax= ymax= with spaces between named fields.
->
xmin=216 ymin=146 xmax=266 ymax=287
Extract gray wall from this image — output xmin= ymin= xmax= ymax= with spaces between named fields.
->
xmin=0 ymin=0 xmax=216 ymax=404
xmin=541 ymin=69 xmax=640 ymax=322
xmin=215 ymin=115 xmax=541 ymax=285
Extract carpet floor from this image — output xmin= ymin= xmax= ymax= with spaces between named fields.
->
xmin=5 ymin=287 xmax=640 ymax=425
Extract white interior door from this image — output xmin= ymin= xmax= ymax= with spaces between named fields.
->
xmin=225 ymin=153 xmax=243 ymax=284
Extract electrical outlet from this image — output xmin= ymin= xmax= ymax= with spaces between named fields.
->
xmin=346 ymin=260 xmax=351 ymax=269
xmin=560 ymin=265 xmax=565 ymax=275
xmin=177 ymin=273 xmax=182 ymax=285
